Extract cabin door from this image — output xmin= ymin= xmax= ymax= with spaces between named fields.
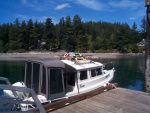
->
xmin=48 ymin=68 xmax=65 ymax=100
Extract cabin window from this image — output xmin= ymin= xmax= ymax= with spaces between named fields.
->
xmin=96 ymin=68 xmax=102 ymax=75
xmin=67 ymin=73 xmax=75 ymax=86
xmin=41 ymin=66 xmax=46 ymax=94
xmin=26 ymin=62 xmax=32 ymax=88
xmin=91 ymin=69 xmax=96 ymax=77
xmin=80 ymin=70 xmax=87 ymax=80
xmin=91 ymin=68 xmax=102 ymax=77
xmin=32 ymin=63 xmax=40 ymax=94
xmin=49 ymin=68 xmax=63 ymax=94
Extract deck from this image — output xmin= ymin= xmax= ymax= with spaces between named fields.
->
xmin=1 ymin=80 xmax=150 ymax=113
xmin=51 ymin=88 xmax=150 ymax=113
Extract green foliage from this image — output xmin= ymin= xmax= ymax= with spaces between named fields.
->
xmin=127 ymin=44 xmax=144 ymax=53
xmin=5 ymin=40 xmax=23 ymax=50
xmin=138 ymin=46 xmax=145 ymax=53
xmin=0 ymin=41 xmax=3 ymax=52
xmin=140 ymin=16 xmax=146 ymax=33
xmin=0 ymin=15 xmax=144 ymax=53
xmin=132 ymin=22 xmax=137 ymax=31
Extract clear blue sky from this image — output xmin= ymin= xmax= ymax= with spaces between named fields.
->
xmin=0 ymin=0 xmax=145 ymax=29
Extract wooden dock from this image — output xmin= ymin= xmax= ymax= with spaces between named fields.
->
xmin=1 ymin=80 xmax=150 ymax=113
xmin=51 ymin=88 xmax=150 ymax=113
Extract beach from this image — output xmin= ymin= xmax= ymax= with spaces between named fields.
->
xmin=0 ymin=52 xmax=144 ymax=61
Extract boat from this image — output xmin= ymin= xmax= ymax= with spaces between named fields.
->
xmin=2 ymin=53 xmax=115 ymax=111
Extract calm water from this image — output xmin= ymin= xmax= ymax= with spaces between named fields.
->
xmin=0 ymin=56 xmax=145 ymax=95
xmin=96 ymin=56 xmax=145 ymax=91
xmin=0 ymin=61 xmax=24 ymax=95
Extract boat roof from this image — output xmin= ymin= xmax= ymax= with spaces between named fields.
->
xmin=25 ymin=58 xmax=65 ymax=68
xmin=61 ymin=60 xmax=103 ymax=70
xmin=25 ymin=58 xmax=103 ymax=70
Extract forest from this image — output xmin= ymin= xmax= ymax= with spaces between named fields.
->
xmin=0 ymin=15 xmax=146 ymax=53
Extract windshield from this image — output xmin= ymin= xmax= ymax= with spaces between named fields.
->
xmin=48 ymin=68 xmax=63 ymax=94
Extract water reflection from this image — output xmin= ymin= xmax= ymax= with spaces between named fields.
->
xmin=0 ymin=61 xmax=24 ymax=84
xmin=96 ymin=56 xmax=145 ymax=91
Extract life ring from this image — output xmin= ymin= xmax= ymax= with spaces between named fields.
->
xmin=64 ymin=53 xmax=70 ymax=59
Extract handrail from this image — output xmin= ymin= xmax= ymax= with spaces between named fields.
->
xmin=0 ymin=77 xmax=46 ymax=113
xmin=0 ymin=77 xmax=19 ymax=98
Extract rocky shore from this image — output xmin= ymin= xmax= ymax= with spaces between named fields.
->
xmin=0 ymin=52 xmax=144 ymax=61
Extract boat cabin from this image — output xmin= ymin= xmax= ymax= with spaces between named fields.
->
xmin=24 ymin=58 xmax=113 ymax=101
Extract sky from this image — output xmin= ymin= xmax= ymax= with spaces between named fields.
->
xmin=0 ymin=0 xmax=146 ymax=29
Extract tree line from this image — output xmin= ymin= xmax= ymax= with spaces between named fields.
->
xmin=0 ymin=15 xmax=146 ymax=53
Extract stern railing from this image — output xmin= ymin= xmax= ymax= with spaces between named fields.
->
xmin=0 ymin=77 xmax=46 ymax=113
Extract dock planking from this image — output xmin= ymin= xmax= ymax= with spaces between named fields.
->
xmin=51 ymin=88 xmax=150 ymax=113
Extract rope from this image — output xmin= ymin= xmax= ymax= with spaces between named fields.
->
xmin=106 ymin=83 xmax=117 ymax=89
xmin=111 ymin=83 xmax=117 ymax=89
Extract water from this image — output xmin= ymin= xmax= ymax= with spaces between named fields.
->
xmin=0 ymin=61 xmax=24 ymax=95
xmin=96 ymin=56 xmax=145 ymax=91
xmin=0 ymin=56 xmax=145 ymax=93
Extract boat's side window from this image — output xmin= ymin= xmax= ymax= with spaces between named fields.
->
xmin=26 ymin=62 xmax=32 ymax=88
xmin=49 ymin=68 xmax=63 ymax=94
xmin=96 ymin=68 xmax=102 ymax=76
xmin=67 ymin=73 xmax=75 ymax=86
xmin=80 ymin=71 xmax=87 ymax=80
xmin=91 ymin=68 xmax=102 ymax=77
xmin=91 ymin=69 xmax=96 ymax=77
xmin=41 ymin=66 xmax=46 ymax=95
xmin=32 ymin=63 xmax=40 ymax=94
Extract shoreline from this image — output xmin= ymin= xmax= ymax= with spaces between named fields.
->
xmin=0 ymin=52 xmax=145 ymax=61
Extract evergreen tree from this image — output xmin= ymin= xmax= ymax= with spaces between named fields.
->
xmin=33 ymin=20 xmax=43 ymax=49
xmin=132 ymin=22 xmax=137 ymax=31
xmin=58 ymin=17 xmax=66 ymax=50
xmin=20 ymin=20 xmax=29 ymax=50
xmin=43 ymin=18 xmax=55 ymax=50
xmin=1 ymin=24 xmax=9 ymax=51
xmin=140 ymin=16 xmax=146 ymax=33
xmin=116 ymin=24 xmax=130 ymax=53
xmin=65 ymin=16 xmax=74 ymax=51
xmin=13 ymin=18 xmax=20 ymax=41
xmin=73 ymin=14 xmax=87 ymax=52
xmin=0 ymin=15 xmax=144 ymax=53
xmin=27 ymin=19 xmax=34 ymax=49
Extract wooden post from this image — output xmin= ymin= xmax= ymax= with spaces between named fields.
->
xmin=145 ymin=0 xmax=150 ymax=92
